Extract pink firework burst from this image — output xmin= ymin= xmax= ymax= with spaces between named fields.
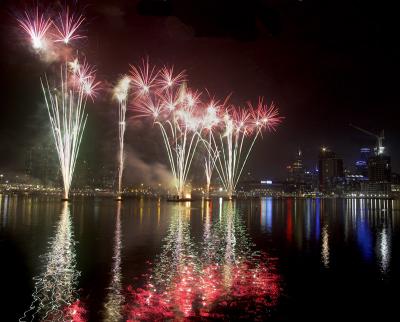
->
xmin=134 ymin=95 xmax=165 ymax=120
xmin=202 ymin=99 xmax=222 ymax=131
xmin=53 ymin=7 xmax=85 ymax=45
xmin=130 ymin=58 xmax=158 ymax=96
xmin=249 ymin=98 xmax=283 ymax=132
xmin=176 ymin=108 xmax=202 ymax=131
xmin=183 ymin=88 xmax=201 ymax=108
xmin=76 ymin=60 xmax=96 ymax=84
xmin=232 ymin=107 xmax=252 ymax=134
xmin=68 ymin=58 xmax=100 ymax=99
xmin=17 ymin=7 xmax=52 ymax=50
xmin=157 ymin=66 xmax=186 ymax=91
xmin=81 ymin=75 xmax=101 ymax=100
xmin=159 ymin=87 xmax=181 ymax=112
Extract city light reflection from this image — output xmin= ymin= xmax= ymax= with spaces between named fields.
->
xmin=286 ymin=198 xmax=293 ymax=243
xmin=315 ymin=198 xmax=321 ymax=241
xmin=103 ymin=202 xmax=123 ymax=321
xmin=261 ymin=197 xmax=273 ymax=233
xmin=377 ymin=225 xmax=391 ymax=275
xmin=321 ymin=223 xmax=330 ymax=268
xmin=20 ymin=202 xmax=84 ymax=321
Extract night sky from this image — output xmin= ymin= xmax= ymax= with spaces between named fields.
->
xmin=0 ymin=0 xmax=399 ymax=183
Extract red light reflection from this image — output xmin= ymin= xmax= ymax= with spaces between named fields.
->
xmin=126 ymin=253 xmax=280 ymax=320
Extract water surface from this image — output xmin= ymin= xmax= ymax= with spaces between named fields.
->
xmin=0 ymin=195 xmax=399 ymax=321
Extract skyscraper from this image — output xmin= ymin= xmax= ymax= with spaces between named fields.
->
xmin=367 ymin=154 xmax=391 ymax=192
xmin=355 ymin=147 xmax=371 ymax=177
xmin=285 ymin=149 xmax=318 ymax=194
xmin=318 ymin=147 xmax=344 ymax=193
xmin=287 ymin=149 xmax=304 ymax=182
xmin=368 ymin=155 xmax=391 ymax=182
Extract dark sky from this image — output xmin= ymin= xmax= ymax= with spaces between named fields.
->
xmin=0 ymin=0 xmax=399 ymax=182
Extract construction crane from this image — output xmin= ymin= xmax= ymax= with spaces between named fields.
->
xmin=350 ymin=124 xmax=385 ymax=155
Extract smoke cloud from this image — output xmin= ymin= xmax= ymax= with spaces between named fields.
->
xmin=123 ymin=147 xmax=175 ymax=189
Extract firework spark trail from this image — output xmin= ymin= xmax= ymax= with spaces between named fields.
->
xmin=156 ymin=108 xmax=202 ymax=199
xmin=201 ymin=102 xmax=221 ymax=198
xmin=41 ymin=64 xmax=90 ymax=200
xmin=17 ymin=7 xmax=52 ymax=50
xmin=204 ymin=145 xmax=218 ymax=198
xmin=53 ymin=7 xmax=85 ymax=44
xmin=114 ymin=76 xmax=131 ymax=198
xmin=132 ymin=63 xmax=202 ymax=199
xmin=207 ymin=99 xmax=282 ymax=198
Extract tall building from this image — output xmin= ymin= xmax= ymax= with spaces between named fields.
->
xmin=367 ymin=154 xmax=391 ymax=194
xmin=287 ymin=149 xmax=304 ymax=182
xmin=368 ymin=155 xmax=391 ymax=182
xmin=318 ymin=147 xmax=344 ymax=193
xmin=355 ymin=147 xmax=371 ymax=177
xmin=285 ymin=149 xmax=318 ymax=194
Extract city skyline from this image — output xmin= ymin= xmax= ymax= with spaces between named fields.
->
xmin=0 ymin=0 xmax=399 ymax=181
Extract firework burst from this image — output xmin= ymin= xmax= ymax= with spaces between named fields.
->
xmin=206 ymin=99 xmax=282 ymax=199
xmin=130 ymin=58 xmax=158 ymax=96
xmin=132 ymin=64 xmax=203 ymax=199
xmin=69 ymin=58 xmax=101 ymax=100
xmin=17 ymin=7 xmax=52 ymax=50
xmin=157 ymin=66 xmax=186 ymax=92
xmin=131 ymin=60 xmax=282 ymax=199
xmin=53 ymin=7 xmax=85 ymax=45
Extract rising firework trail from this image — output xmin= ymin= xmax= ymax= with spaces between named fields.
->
xmin=53 ymin=7 xmax=85 ymax=45
xmin=41 ymin=62 xmax=93 ymax=200
xmin=203 ymin=148 xmax=218 ymax=199
xmin=17 ymin=6 xmax=52 ymax=50
xmin=207 ymin=99 xmax=282 ymax=199
xmin=113 ymin=76 xmax=131 ymax=200
xmin=132 ymin=62 xmax=202 ymax=199
xmin=201 ymin=102 xmax=220 ymax=199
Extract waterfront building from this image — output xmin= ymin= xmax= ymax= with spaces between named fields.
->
xmin=318 ymin=147 xmax=344 ymax=193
